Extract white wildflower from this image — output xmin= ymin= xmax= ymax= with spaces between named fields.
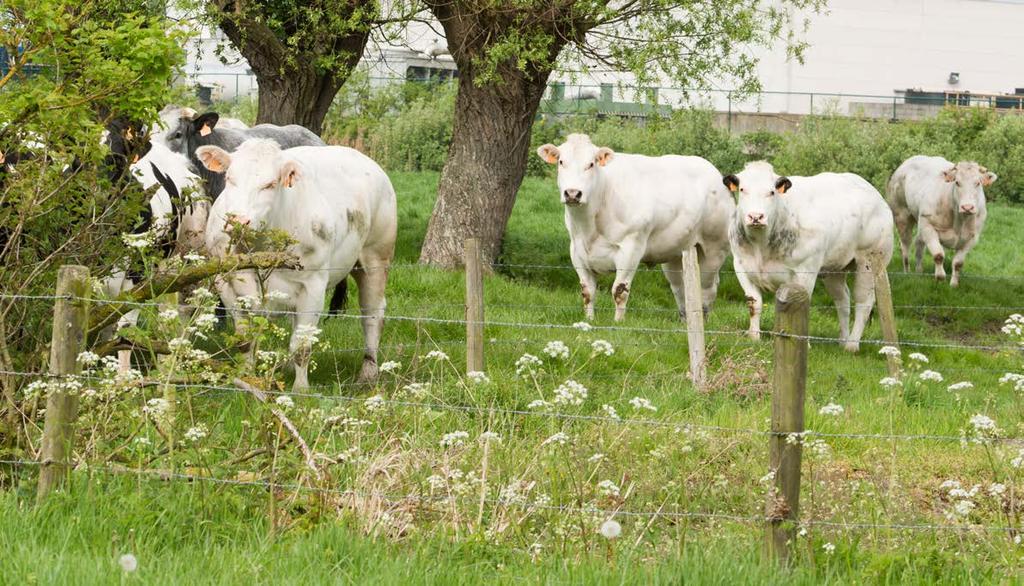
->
xmin=193 ymin=312 xmax=218 ymax=330
xmin=183 ymin=251 xmax=205 ymax=263
xmin=76 ymin=351 xmax=100 ymax=366
xmin=528 ymin=542 xmax=543 ymax=557
xmin=294 ymin=324 xmax=322 ymax=346
xmin=599 ymin=519 xmax=621 ymax=539
xmin=947 ymin=381 xmax=974 ymax=392
xmin=878 ymin=346 xmax=901 ymax=357
xmin=184 ymin=424 xmax=208 ymax=442
xmin=440 ymin=430 xmax=470 ymax=448
xmin=969 ymin=413 xmax=999 ymax=435
xmin=402 ymin=382 xmax=429 ymax=398
xmin=952 ymin=500 xmax=976 ymax=518
xmin=235 ymin=295 xmax=260 ymax=310
xmin=426 ymin=474 xmax=446 ymax=491
xmin=158 ymin=308 xmax=179 ymax=322
xmin=479 ymin=431 xmax=502 ymax=444
xmin=168 ymin=337 xmax=191 ymax=352
xmin=552 ymin=379 xmax=588 ymax=406
xmin=588 ymin=453 xmax=606 ymax=463
xmin=527 ymin=399 xmax=551 ymax=410
xmin=597 ymin=479 xmax=621 ymax=497
xmin=424 ymin=349 xmax=449 ymax=361
xmin=466 ymin=371 xmax=490 ymax=385
xmin=379 ymin=360 xmax=401 ymax=374
xmin=629 ymin=396 xmax=657 ymax=412
xmin=187 ymin=287 xmax=216 ymax=304
xmin=919 ymin=370 xmax=943 ymax=382
xmin=275 ymin=395 xmax=294 ymax=410
xmin=264 ymin=289 xmax=289 ymax=302
xmin=879 ymin=376 xmax=901 ymax=388
xmin=118 ymin=553 xmax=138 ymax=572
xmin=908 ymin=352 xmax=929 ymax=363
xmin=542 ymin=340 xmax=570 ymax=360
xmin=541 ymin=432 xmax=569 ymax=447
xmin=601 ymin=404 xmax=620 ymax=421
xmin=122 ymin=232 xmax=153 ymax=250
xmin=759 ymin=470 xmax=776 ymax=485
xmin=823 ymin=542 xmax=836 ymax=555
xmin=134 ymin=437 xmax=151 ymax=447
xmin=989 ymin=483 xmax=1007 ymax=497
xmin=363 ymin=394 xmax=386 ymax=412
xmin=818 ymin=403 xmax=844 ymax=416
xmin=142 ymin=398 xmax=171 ymax=419
xmin=515 ymin=353 xmax=543 ymax=377
xmin=591 ymin=339 xmax=614 ymax=357
xmin=1012 ymin=449 xmax=1024 ymax=468
xmin=1000 ymin=373 xmax=1024 ymax=392
xmin=572 ymin=321 xmax=593 ymax=332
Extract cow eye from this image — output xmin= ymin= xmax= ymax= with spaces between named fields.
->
xmin=172 ymin=132 xmax=181 ymax=139
xmin=558 ymin=159 xmax=564 ymax=167
xmin=262 ymin=181 xmax=276 ymax=190
xmin=586 ymin=162 xmax=594 ymax=170
xmin=956 ymin=181 xmax=961 ymax=186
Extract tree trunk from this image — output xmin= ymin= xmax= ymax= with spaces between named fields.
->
xmin=255 ymin=72 xmax=340 ymax=136
xmin=419 ymin=69 xmax=551 ymax=268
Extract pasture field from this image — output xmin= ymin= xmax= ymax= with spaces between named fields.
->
xmin=3 ymin=170 xmax=1024 ymax=584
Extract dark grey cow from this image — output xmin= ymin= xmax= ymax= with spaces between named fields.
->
xmin=165 ymin=112 xmax=324 ymax=199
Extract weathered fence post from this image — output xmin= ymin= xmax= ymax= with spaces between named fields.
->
xmin=37 ymin=265 xmax=90 ymax=503
xmin=870 ymin=252 xmax=900 ymax=376
xmin=465 ymin=238 xmax=484 ymax=373
xmin=680 ymin=247 xmax=706 ymax=389
xmin=766 ymin=284 xmax=809 ymax=563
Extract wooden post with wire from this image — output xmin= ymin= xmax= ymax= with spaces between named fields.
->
xmin=37 ymin=265 xmax=90 ymax=503
xmin=681 ymin=247 xmax=706 ymax=389
xmin=870 ymin=252 xmax=900 ymax=376
xmin=465 ymin=238 xmax=485 ymax=373
xmin=766 ymin=284 xmax=809 ymax=563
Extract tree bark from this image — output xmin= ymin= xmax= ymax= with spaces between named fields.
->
xmin=255 ymin=73 xmax=341 ymax=135
xmin=419 ymin=69 xmax=552 ymax=268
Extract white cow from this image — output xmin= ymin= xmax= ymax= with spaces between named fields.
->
xmin=536 ymin=134 xmax=734 ymax=321
xmin=725 ymin=162 xmax=894 ymax=351
xmin=197 ymin=139 xmax=397 ymax=389
xmin=886 ymin=155 xmax=996 ymax=287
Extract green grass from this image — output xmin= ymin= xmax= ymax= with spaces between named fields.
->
xmin=3 ymin=170 xmax=1024 ymax=583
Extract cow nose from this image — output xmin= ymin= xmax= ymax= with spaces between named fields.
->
xmin=746 ymin=212 xmax=766 ymax=225
xmin=563 ymin=189 xmax=582 ymax=203
xmin=960 ymin=203 xmax=976 ymax=214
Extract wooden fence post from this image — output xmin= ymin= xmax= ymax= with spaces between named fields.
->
xmin=37 ymin=265 xmax=90 ymax=503
xmin=465 ymin=238 xmax=484 ymax=373
xmin=870 ymin=252 xmax=900 ymax=376
xmin=766 ymin=284 xmax=809 ymax=563
xmin=680 ymin=247 xmax=706 ymax=389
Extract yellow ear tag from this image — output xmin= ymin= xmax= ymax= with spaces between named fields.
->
xmin=0 ymin=150 xmax=5 ymax=164
xmin=199 ymin=124 xmax=212 ymax=137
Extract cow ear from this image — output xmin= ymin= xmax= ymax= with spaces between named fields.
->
xmin=279 ymin=161 xmax=301 ymax=189
xmin=193 ymin=112 xmax=220 ymax=137
xmin=942 ymin=166 xmax=957 ymax=183
xmin=982 ymin=169 xmax=997 ymax=186
xmin=723 ymin=174 xmax=739 ymax=193
xmin=195 ymin=145 xmax=231 ymax=173
xmin=180 ymin=107 xmax=197 ymax=119
xmin=595 ymin=147 xmax=613 ymax=167
xmin=537 ymin=144 xmax=559 ymax=165
xmin=775 ymin=177 xmax=792 ymax=194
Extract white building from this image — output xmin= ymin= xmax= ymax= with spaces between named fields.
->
xmin=182 ymin=0 xmax=1024 ymax=116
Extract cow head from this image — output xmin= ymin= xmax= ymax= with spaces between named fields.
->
xmin=537 ymin=133 xmax=613 ymax=207
xmin=942 ymin=161 xmax=995 ymax=216
xmin=165 ymin=111 xmax=217 ymax=155
xmin=195 ymin=139 xmax=296 ymax=254
xmin=724 ymin=161 xmax=791 ymax=232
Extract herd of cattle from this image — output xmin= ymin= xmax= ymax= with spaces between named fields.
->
xmin=4 ymin=109 xmax=996 ymax=389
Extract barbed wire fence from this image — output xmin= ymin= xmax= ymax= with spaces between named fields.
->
xmin=3 ymin=242 xmax=1024 ymax=561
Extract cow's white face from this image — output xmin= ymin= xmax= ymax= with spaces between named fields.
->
xmin=195 ymin=139 xmax=300 ymax=253
xmin=537 ymin=134 xmax=613 ymax=206
xmin=942 ymin=162 xmax=996 ymax=216
xmin=724 ymin=163 xmax=791 ymax=231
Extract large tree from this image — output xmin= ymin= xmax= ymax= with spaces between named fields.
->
xmin=418 ymin=0 xmax=824 ymax=267
xmin=202 ymin=0 xmax=380 ymax=134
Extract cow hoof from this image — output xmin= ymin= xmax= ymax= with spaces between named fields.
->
xmin=358 ymin=360 xmax=379 ymax=383
xmin=747 ymin=331 xmax=761 ymax=342
xmin=843 ymin=341 xmax=860 ymax=353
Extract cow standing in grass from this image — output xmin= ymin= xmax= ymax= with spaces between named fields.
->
xmin=886 ymin=155 xmax=996 ymax=287
xmin=536 ymin=134 xmax=734 ymax=321
xmin=196 ymin=139 xmax=397 ymax=389
xmin=725 ymin=162 xmax=894 ymax=351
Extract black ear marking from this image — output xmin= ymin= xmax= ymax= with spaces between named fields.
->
xmin=775 ymin=177 xmax=792 ymax=194
xmin=723 ymin=175 xmax=739 ymax=193
xmin=192 ymin=112 xmax=220 ymax=136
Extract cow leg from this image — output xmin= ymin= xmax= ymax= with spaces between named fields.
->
xmin=821 ymin=273 xmax=851 ymax=347
xmin=661 ymin=258 xmax=687 ymax=322
xmin=697 ymin=242 xmax=728 ymax=315
xmin=733 ymin=257 xmax=763 ymax=341
xmin=916 ymin=221 xmax=946 ymax=281
xmin=847 ymin=259 xmax=877 ymax=352
xmin=913 ymin=233 xmax=925 ymax=273
xmin=576 ymin=268 xmax=597 ymax=321
xmin=894 ymin=214 xmax=916 ymax=273
xmin=611 ymin=240 xmax=645 ymax=322
xmin=950 ymin=233 xmax=980 ymax=288
xmin=351 ymin=259 xmax=388 ymax=382
xmin=289 ymin=281 xmax=327 ymax=391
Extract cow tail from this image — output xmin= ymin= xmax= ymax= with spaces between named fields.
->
xmin=329 ymin=278 xmax=348 ymax=315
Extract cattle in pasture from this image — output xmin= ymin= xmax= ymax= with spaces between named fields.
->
xmin=886 ymin=155 xmax=995 ymax=287
xmin=163 ymin=111 xmax=323 ymax=200
xmin=724 ymin=162 xmax=894 ymax=351
xmin=536 ymin=133 xmax=734 ymax=321
xmin=129 ymin=142 xmax=208 ymax=256
xmin=196 ymin=139 xmax=397 ymax=389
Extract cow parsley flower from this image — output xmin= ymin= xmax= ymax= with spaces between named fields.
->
xmin=275 ymin=395 xmax=294 ymax=410
xmin=969 ymin=413 xmax=1000 ymax=436
xmin=527 ymin=399 xmax=551 ymax=410
xmin=1002 ymin=314 xmax=1024 ymax=337
xmin=440 ymin=430 xmax=469 ymax=448
xmin=379 ymin=360 xmax=401 ymax=374
xmin=989 ymin=483 xmax=1007 ymax=497
xmin=264 ymin=289 xmax=289 ymax=302
xmin=543 ymin=340 xmax=570 ymax=360
xmin=572 ymin=321 xmax=593 ymax=332
xmin=424 ymin=350 xmax=448 ymax=361
xmin=947 ymin=381 xmax=974 ymax=392
xmin=823 ymin=543 xmax=836 ymax=555
xmin=466 ymin=371 xmax=490 ymax=385
xmin=515 ymin=353 xmax=543 ymax=377
xmin=541 ymin=432 xmax=569 ymax=447
xmin=552 ymin=379 xmax=588 ymax=406
xmin=599 ymin=519 xmax=621 ymax=539
xmin=193 ymin=312 xmax=218 ymax=331
xmin=597 ymin=479 xmax=621 ymax=497
xmin=184 ymin=424 xmax=208 ymax=442
xmin=918 ymin=370 xmax=943 ymax=382
xmin=908 ymin=352 xmax=929 ymax=363
xmin=76 ymin=351 xmax=100 ymax=366
xmin=294 ymin=324 xmax=322 ymax=346
xmin=188 ymin=287 xmax=217 ymax=304
xmin=591 ymin=339 xmax=615 ymax=356
xmin=601 ymin=404 xmax=620 ymax=421
xmin=818 ymin=403 xmax=844 ymax=416
xmin=878 ymin=346 xmax=901 ymax=357
xmin=158 ymin=308 xmax=179 ymax=322
xmin=122 ymin=232 xmax=153 ymax=250
xmin=183 ymin=251 xmax=205 ymax=263
xmin=588 ymin=453 xmax=606 ymax=463
xmin=402 ymin=382 xmax=429 ymax=398
xmin=363 ymin=394 xmax=386 ymax=412
xmin=879 ymin=376 xmax=901 ymax=388
xmin=999 ymin=373 xmax=1024 ymax=392
xmin=142 ymin=398 xmax=171 ymax=418
xmin=629 ymin=396 xmax=657 ymax=412
xmin=168 ymin=337 xmax=191 ymax=352
xmin=479 ymin=431 xmax=502 ymax=444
